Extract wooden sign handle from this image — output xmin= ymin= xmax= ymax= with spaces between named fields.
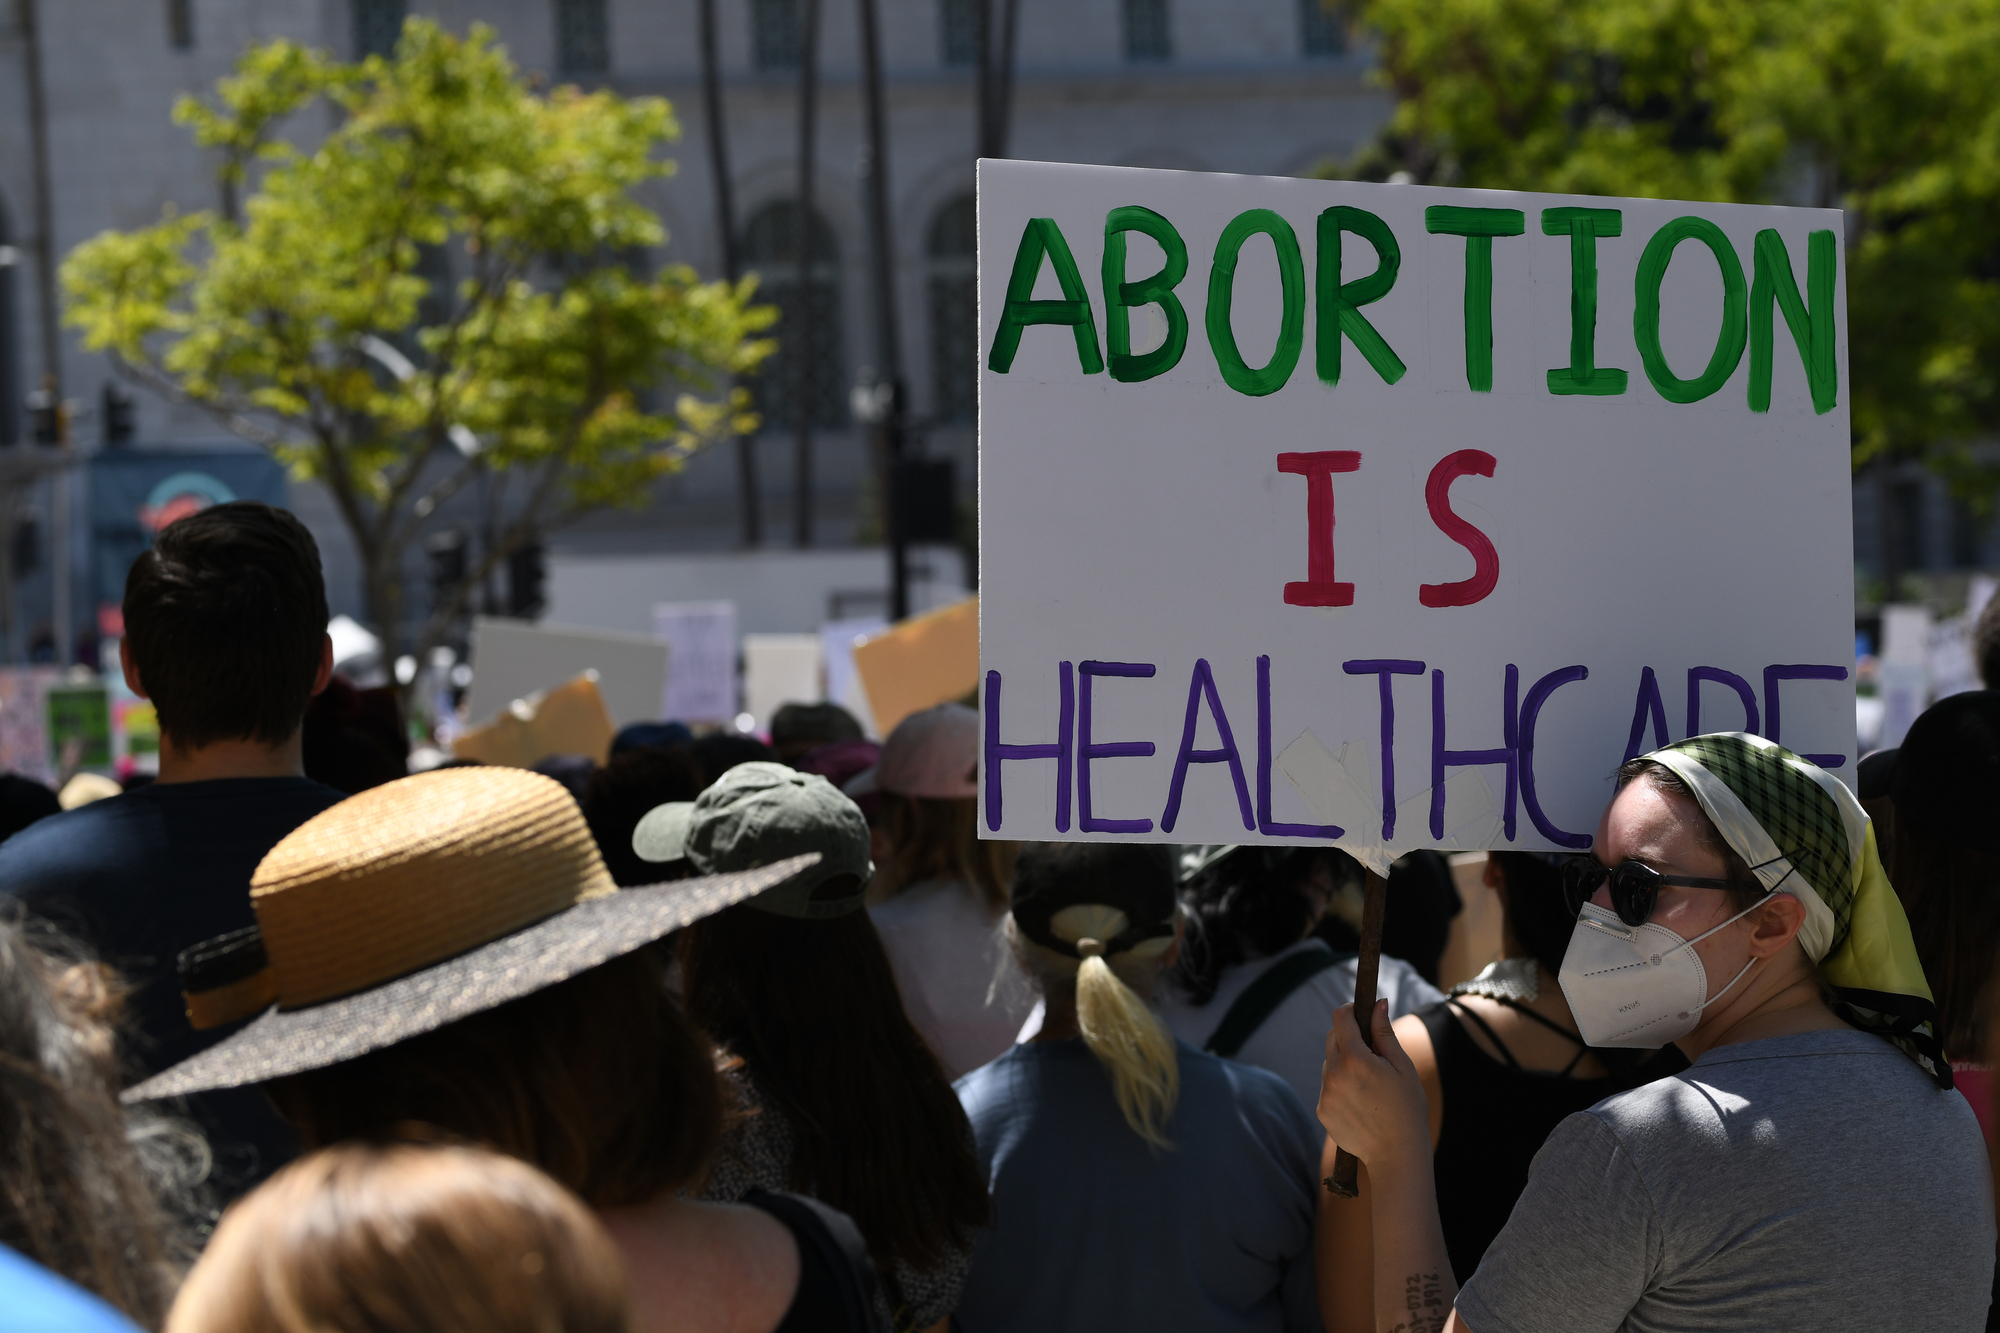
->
xmin=1325 ymin=867 xmax=1387 ymax=1198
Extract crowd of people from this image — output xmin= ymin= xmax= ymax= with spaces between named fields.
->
xmin=0 ymin=498 xmax=1989 ymax=1332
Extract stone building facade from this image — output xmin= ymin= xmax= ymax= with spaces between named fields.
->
xmin=0 ymin=0 xmax=1389 ymax=649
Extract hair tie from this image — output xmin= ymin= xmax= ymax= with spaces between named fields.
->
xmin=1075 ymin=938 xmax=1106 ymax=958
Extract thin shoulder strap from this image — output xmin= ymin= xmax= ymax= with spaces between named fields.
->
xmin=1488 ymin=995 xmax=1590 ymax=1047
xmin=1205 ymin=944 xmax=1348 ymax=1059
xmin=1444 ymin=996 xmax=1523 ymax=1071
xmin=1486 ymin=996 xmax=1594 ymax=1077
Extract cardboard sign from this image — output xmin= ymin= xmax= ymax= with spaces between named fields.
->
xmin=977 ymin=162 xmax=1854 ymax=860
xmin=453 ymin=672 xmax=617 ymax=767
xmin=855 ymin=598 xmax=980 ymax=738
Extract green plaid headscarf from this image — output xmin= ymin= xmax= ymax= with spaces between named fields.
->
xmin=1643 ymin=733 xmax=1949 ymax=1088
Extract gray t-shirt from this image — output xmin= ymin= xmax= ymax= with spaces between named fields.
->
xmin=1456 ymin=1027 xmax=1994 ymax=1333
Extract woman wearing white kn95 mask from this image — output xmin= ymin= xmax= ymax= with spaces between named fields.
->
xmin=1313 ymin=732 xmax=1994 ymax=1333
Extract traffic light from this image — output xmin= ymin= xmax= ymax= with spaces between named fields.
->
xmin=425 ymin=529 xmax=467 ymax=618
xmin=25 ymin=384 xmax=59 ymax=446
xmin=102 ymin=382 xmax=135 ymax=445
xmin=891 ymin=458 xmax=958 ymax=544
xmin=507 ymin=541 xmax=546 ymax=619
xmin=11 ymin=516 xmax=37 ymax=576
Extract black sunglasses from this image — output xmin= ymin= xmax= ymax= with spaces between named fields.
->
xmin=1561 ymin=858 xmax=1737 ymax=928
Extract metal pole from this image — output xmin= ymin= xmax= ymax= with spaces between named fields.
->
xmin=792 ymin=0 xmax=821 ymax=549
xmin=976 ymin=0 xmax=994 ymax=160
xmin=20 ymin=0 xmax=59 ymax=394
xmin=699 ymin=0 xmax=762 ymax=547
xmin=21 ymin=0 xmax=69 ymax=665
xmin=995 ymin=0 xmax=1020 ymax=159
xmin=857 ymin=0 xmax=910 ymax=621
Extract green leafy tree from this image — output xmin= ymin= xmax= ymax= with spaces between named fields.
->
xmin=64 ymin=19 xmax=773 ymax=663
xmin=1344 ymin=0 xmax=2000 ymax=530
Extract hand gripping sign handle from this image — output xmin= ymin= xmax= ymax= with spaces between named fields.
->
xmin=1325 ymin=868 xmax=1387 ymax=1198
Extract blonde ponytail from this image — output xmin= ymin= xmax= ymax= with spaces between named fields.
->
xmin=1021 ymin=904 xmax=1181 ymax=1148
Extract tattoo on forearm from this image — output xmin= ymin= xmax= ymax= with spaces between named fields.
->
xmin=1380 ymin=1271 xmax=1448 ymax=1333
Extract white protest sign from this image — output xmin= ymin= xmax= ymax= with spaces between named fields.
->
xmin=466 ymin=618 xmax=668 ymax=730
xmin=653 ymin=600 xmax=738 ymax=723
xmin=977 ymin=161 xmax=1855 ymax=858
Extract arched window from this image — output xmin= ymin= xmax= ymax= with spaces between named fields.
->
xmin=926 ymin=195 xmax=976 ymax=424
xmin=741 ymin=202 xmax=847 ymax=431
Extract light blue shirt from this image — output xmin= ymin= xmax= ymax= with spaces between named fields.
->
xmin=0 ymin=1245 xmax=142 ymax=1333
xmin=954 ymin=1038 xmax=1324 ymax=1333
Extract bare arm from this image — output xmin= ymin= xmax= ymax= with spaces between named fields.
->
xmin=1317 ymin=1014 xmax=1442 ymax=1333
xmin=1318 ymin=1001 xmax=1463 ymax=1333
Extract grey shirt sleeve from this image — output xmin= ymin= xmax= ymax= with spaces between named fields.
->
xmin=1453 ymin=1112 xmax=1661 ymax=1333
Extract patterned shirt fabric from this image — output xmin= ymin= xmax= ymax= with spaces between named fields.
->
xmin=700 ymin=1065 xmax=971 ymax=1331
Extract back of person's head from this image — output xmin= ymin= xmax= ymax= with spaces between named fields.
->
xmin=609 ymin=720 xmax=693 ymax=758
xmin=686 ymin=732 xmax=777 ymax=787
xmin=768 ymin=702 xmax=862 ymax=762
xmin=1975 ymin=594 xmax=2000 ymax=691
xmin=667 ymin=762 xmax=989 ymax=1273
xmin=581 ymin=746 xmax=706 ymax=886
xmin=0 ymin=774 xmax=59 ymax=844
xmin=164 ymin=1142 xmax=629 ymax=1333
xmin=1311 ymin=850 xmax=1461 ymax=986
xmin=862 ymin=704 xmax=1015 ymax=912
xmin=301 ymin=678 xmax=408 ymax=794
xmin=1172 ymin=847 xmax=1358 ymax=1005
xmin=1009 ymin=843 xmax=1181 ymax=1147
xmin=1889 ymin=691 xmax=2000 ymax=1060
xmin=268 ymin=950 xmax=721 ymax=1210
xmin=124 ymin=502 xmax=328 ymax=750
xmin=1488 ymin=852 xmax=1575 ymax=976
xmin=0 ymin=921 xmax=199 ymax=1327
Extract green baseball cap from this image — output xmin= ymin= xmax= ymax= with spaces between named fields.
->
xmin=632 ymin=761 xmax=871 ymax=920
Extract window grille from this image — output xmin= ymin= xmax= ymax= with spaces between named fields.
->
xmin=926 ymin=196 xmax=977 ymax=424
xmin=353 ymin=0 xmax=406 ymax=59
xmin=940 ymin=0 xmax=979 ymax=66
xmin=740 ymin=203 xmax=848 ymax=430
xmin=1300 ymin=0 xmax=1345 ymax=57
xmin=1124 ymin=0 xmax=1171 ymax=62
xmin=753 ymin=0 xmax=802 ymax=69
xmin=557 ymin=0 xmax=610 ymax=75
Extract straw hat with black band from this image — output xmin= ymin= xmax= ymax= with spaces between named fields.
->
xmin=125 ymin=767 xmax=819 ymax=1103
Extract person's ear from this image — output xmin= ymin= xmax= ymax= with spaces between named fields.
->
xmin=1743 ymin=893 xmax=1807 ymax=959
xmin=1482 ymin=853 xmax=1511 ymax=914
xmin=119 ymin=636 xmax=148 ymax=700
xmin=311 ymin=633 xmax=333 ymax=697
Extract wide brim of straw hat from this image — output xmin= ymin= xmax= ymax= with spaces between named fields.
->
xmin=122 ymin=854 xmax=816 ymax=1103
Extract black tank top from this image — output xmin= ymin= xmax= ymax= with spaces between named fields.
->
xmin=1419 ymin=996 xmax=1689 ymax=1284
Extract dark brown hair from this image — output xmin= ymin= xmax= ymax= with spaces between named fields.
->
xmin=0 ymin=922 xmax=199 ymax=1329
xmin=124 ymin=501 xmax=329 ymax=750
xmin=269 ymin=950 xmax=720 ymax=1208
xmin=164 ymin=1142 xmax=629 ymax=1333
xmin=1615 ymin=759 xmax=1765 ymax=910
xmin=679 ymin=905 xmax=990 ymax=1274
xmin=872 ymin=792 xmax=1016 ymax=915
xmin=580 ymin=746 xmax=706 ymax=887
xmin=1172 ymin=848 xmax=1350 ymax=1005
xmin=1891 ymin=811 xmax=2000 ymax=1061
xmin=1975 ymin=593 xmax=2000 ymax=692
